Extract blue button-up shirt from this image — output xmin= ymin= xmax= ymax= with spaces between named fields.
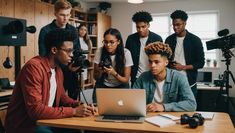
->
xmin=133 ymin=68 xmax=196 ymax=112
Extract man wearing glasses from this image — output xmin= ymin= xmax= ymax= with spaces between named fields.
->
xmin=38 ymin=0 xmax=80 ymax=100
xmin=126 ymin=11 xmax=162 ymax=87
xmin=165 ymin=10 xmax=205 ymax=98
xmin=5 ymin=29 xmax=95 ymax=133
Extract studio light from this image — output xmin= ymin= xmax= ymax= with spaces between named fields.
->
xmin=128 ymin=0 xmax=144 ymax=4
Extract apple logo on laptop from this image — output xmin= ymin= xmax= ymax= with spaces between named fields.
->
xmin=117 ymin=100 xmax=124 ymax=106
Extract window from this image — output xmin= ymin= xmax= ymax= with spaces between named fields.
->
xmin=132 ymin=11 xmax=219 ymax=67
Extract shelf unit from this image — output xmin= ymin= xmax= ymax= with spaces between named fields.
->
xmin=70 ymin=9 xmax=111 ymax=89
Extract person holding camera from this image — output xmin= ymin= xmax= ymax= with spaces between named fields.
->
xmin=38 ymin=0 xmax=81 ymax=100
xmin=77 ymin=24 xmax=92 ymax=82
xmin=165 ymin=10 xmax=205 ymax=98
xmin=5 ymin=29 xmax=96 ymax=133
xmin=133 ymin=41 xmax=196 ymax=112
xmin=92 ymin=28 xmax=133 ymax=103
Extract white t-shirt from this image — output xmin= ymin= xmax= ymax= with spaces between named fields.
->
xmin=94 ymin=47 xmax=133 ymax=87
xmin=152 ymin=79 xmax=165 ymax=104
xmin=136 ymin=37 xmax=149 ymax=78
xmin=79 ymin=37 xmax=89 ymax=80
xmin=174 ymin=36 xmax=187 ymax=77
xmin=48 ymin=68 xmax=57 ymax=107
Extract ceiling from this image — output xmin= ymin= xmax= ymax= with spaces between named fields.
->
xmin=81 ymin=0 xmax=177 ymax=3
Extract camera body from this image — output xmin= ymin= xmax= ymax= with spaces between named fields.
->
xmin=72 ymin=49 xmax=90 ymax=68
xmin=180 ymin=113 xmax=205 ymax=128
xmin=99 ymin=56 xmax=112 ymax=68
xmin=168 ymin=60 xmax=176 ymax=68
xmin=206 ymin=29 xmax=235 ymax=50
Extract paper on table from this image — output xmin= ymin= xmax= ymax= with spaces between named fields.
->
xmin=159 ymin=114 xmax=180 ymax=121
xmin=145 ymin=116 xmax=176 ymax=128
xmin=197 ymin=112 xmax=215 ymax=120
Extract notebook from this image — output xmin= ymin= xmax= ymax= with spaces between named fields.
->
xmin=96 ymin=88 xmax=146 ymax=123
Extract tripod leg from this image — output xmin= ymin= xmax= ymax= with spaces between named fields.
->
xmin=228 ymin=71 xmax=235 ymax=84
xmin=227 ymin=97 xmax=235 ymax=113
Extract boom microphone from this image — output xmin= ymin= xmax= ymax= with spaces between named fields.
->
xmin=218 ymin=29 xmax=229 ymax=37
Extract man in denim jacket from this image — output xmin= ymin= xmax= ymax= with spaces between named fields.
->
xmin=133 ymin=41 xmax=196 ymax=112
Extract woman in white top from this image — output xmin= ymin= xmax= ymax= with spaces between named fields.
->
xmin=77 ymin=24 xmax=92 ymax=81
xmin=93 ymin=28 xmax=133 ymax=103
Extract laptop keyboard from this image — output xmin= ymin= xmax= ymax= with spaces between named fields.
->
xmin=103 ymin=115 xmax=140 ymax=120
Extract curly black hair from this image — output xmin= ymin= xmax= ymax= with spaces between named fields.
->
xmin=45 ymin=28 xmax=77 ymax=55
xmin=132 ymin=11 xmax=153 ymax=23
xmin=170 ymin=10 xmax=188 ymax=21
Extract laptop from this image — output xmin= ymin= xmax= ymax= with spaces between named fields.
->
xmin=96 ymin=88 xmax=146 ymax=123
xmin=197 ymin=71 xmax=213 ymax=86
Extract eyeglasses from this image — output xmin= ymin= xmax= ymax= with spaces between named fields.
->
xmin=59 ymin=48 xmax=74 ymax=55
xmin=102 ymin=40 xmax=118 ymax=46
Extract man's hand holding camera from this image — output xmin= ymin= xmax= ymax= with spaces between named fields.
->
xmin=68 ymin=61 xmax=80 ymax=72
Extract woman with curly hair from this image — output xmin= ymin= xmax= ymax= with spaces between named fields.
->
xmin=92 ymin=28 xmax=133 ymax=103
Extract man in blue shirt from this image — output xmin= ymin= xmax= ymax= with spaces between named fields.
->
xmin=133 ymin=41 xmax=196 ymax=112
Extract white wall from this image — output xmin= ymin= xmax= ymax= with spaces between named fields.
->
xmin=110 ymin=0 xmax=235 ymax=97
xmin=87 ymin=0 xmax=235 ymax=97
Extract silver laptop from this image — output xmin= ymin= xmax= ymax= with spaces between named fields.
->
xmin=96 ymin=88 xmax=146 ymax=123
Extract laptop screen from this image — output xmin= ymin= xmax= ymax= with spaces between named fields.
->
xmin=197 ymin=72 xmax=212 ymax=84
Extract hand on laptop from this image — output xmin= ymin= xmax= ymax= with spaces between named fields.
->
xmin=89 ymin=104 xmax=99 ymax=116
xmin=74 ymin=104 xmax=94 ymax=117
xmin=147 ymin=103 xmax=164 ymax=112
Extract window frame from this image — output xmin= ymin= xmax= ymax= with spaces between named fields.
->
xmin=143 ymin=10 xmax=221 ymax=68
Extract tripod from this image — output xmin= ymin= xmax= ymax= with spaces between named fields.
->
xmin=77 ymin=69 xmax=89 ymax=104
xmin=216 ymin=48 xmax=235 ymax=113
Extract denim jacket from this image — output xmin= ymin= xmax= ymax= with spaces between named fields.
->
xmin=133 ymin=68 xmax=196 ymax=112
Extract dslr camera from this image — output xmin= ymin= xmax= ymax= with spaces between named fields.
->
xmin=206 ymin=29 xmax=235 ymax=50
xmin=180 ymin=113 xmax=205 ymax=128
xmin=99 ymin=56 xmax=112 ymax=68
xmin=168 ymin=60 xmax=176 ymax=68
xmin=72 ymin=49 xmax=90 ymax=69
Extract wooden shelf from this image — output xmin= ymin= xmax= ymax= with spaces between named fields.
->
xmin=69 ymin=11 xmax=111 ymax=89
xmin=83 ymin=83 xmax=93 ymax=88
xmin=90 ymin=53 xmax=95 ymax=56
xmin=88 ymin=34 xmax=97 ymax=37
xmin=0 ymin=89 xmax=13 ymax=97
xmin=87 ymin=21 xmax=97 ymax=24
xmin=87 ymin=67 xmax=93 ymax=70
